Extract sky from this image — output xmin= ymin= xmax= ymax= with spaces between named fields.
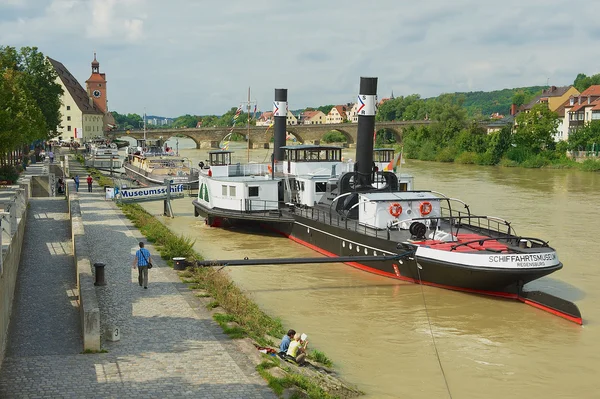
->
xmin=1 ymin=0 xmax=599 ymax=117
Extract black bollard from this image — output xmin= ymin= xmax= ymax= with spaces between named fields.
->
xmin=94 ymin=263 xmax=106 ymax=286
xmin=173 ymin=257 xmax=186 ymax=270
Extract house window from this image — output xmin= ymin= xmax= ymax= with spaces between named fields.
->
xmin=67 ymin=125 xmax=71 ymax=131
xmin=222 ymin=185 xmax=227 ymax=196
xmin=593 ymin=112 xmax=600 ymax=120
xmin=66 ymin=106 xmax=71 ymax=110
xmin=249 ymin=186 xmax=259 ymax=197
xmin=316 ymin=182 xmax=327 ymax=193
xmin=229 ymin=186 xmax=236 ymax=197
xmin=67 ymin=116 xmax=71 ymax=121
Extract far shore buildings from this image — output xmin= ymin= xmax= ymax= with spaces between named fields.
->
xmin=47 ymin=53 xmax=115 ymax=143
xmin=256 ymin=110 xmax=297 ymax=126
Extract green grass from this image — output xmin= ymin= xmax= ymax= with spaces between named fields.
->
xmin=256 ymin=359 xmax=339 ymax=399
xmin=308 ymin=349 xmax=333 ymax=367
xmin=206 ymin=300 xmax=220 ymax=309
xmin=213 ymin=313 xmax=247 ymax=339
xmin=119 ymin=203 xmax=198 ymax=261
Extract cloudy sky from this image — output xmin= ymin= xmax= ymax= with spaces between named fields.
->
xmin=1 ymin=0 xmax=598 ymax=117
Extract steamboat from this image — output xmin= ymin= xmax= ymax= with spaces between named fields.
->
xmin=192 ymin=79 xmax=582 ymax=324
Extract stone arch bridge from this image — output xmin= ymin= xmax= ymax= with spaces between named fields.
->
xmin=108 ymin=120 xmax=431 ymax=149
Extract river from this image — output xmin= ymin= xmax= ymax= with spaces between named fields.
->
xmin=127 ymin=137 xmax=599 ymax=398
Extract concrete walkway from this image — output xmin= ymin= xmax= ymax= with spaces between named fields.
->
xmin=0 ymin=159 xmax=275 ymax=398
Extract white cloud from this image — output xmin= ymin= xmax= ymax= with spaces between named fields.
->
xmin=1 ymin=0 xmax=600 ymax=116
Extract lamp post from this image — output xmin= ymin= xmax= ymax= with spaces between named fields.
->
xmin=176 ymin=138 xmax=179 ymax=156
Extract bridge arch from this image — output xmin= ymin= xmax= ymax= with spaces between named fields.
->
xmin=320 ymin=128 xmax=355 ymax=144
xmin=282 ymin=127 xmax=304 ymax=144
xmin=375 ymin=127 xmax=402 ymax=144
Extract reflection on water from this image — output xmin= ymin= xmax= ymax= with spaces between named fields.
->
xmin=137 ymin=138 xmax=600 ymax=398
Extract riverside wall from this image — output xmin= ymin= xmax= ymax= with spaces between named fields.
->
xmin=0 ymin=179 xmax=31 ymax=369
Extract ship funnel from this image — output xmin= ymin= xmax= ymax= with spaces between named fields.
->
xmin=273 ymin=88 xmax=288 ymax=162
xmin=355 ymin=77 xmax=378 ymax=188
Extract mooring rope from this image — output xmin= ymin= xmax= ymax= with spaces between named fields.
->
xmin=416 ymin=262 xmax=453 ymax=399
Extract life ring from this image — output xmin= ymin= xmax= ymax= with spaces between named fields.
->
xmin=389 ymin=202 xmax=402 ymax=218
xmin=420 ymin=201 xmax=433 ymax=216
xmin=268 ymin=165 xmax=273 ymax=173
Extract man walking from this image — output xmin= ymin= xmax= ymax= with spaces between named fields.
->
xmin=132 ymin=242 xmax=152 ymax=289
xmin=86 ymin=174 xmax=93 ymax=192
xmin=73 ymin=175 xmax=80 ymax=192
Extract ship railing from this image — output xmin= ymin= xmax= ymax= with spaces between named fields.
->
xmin=227 ymin=163 xmax=274 ymax=177
xmin=295 ymin=206 xmax=393 ymax=240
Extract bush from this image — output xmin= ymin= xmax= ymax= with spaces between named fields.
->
xmin=521 ymin=154 xmax=550 ymax=168
xmin=321 ymin=131 xmax=347 ymax=143
xmin=579 ymin=159 xmax=600 ymax=171
xmin=475 ymin=151 xmax=497 ymax=165
xmin=417 ymin=141 xmax=437 ymax=161
xmin=455 ymin=151 xmax=478 ymax=164
xmin=0 ymin=165 xmax=19 ymax=184
xmin=435 ymin=147 xmax=457 ymax=162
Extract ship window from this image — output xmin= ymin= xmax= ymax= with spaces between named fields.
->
xmin=229 ymin=186 xmax=236 ymax=197
xmin=222 ymin=185 xmax=227 ymax=196
xmin=315 ymin=182 xmax=326 ymax=192
xmin=249 ymin=186 xmax=259 ymax=197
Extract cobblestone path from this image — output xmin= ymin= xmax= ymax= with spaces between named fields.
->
xmin=0 ymin=184 xmax=275 ymax=398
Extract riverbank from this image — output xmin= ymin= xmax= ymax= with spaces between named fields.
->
xmin=118 ymin=202 xmax=362 ymax=399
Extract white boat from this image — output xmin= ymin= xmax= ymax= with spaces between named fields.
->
xmin=84 ymin=140 xmax=122 ymax=170
xmin=124 ymin=139 xmax=199 ymax=188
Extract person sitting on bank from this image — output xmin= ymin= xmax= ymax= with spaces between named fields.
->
xmin=278 ymin=329 xmax=296 ymax=358
xmin=286 ymin=333 xmax=308 ymax=365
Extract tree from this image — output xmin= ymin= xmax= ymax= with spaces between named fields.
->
xmin=573 ymin=72 xmax=600 ymax=92
xmin=17 ymin=47 xmax=63 ymax=134
xmin=514 ymin=103 xmax=559 ymax=153
xmin=568 ymin=120 xmax=600 ymax=151
xmin=173 ymin=114 xmax=199 ymax=128
xmin=0 ymin=46 xmax=60 ymax=164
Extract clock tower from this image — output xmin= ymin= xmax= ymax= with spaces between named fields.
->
xmin=85 ymin=52 xmax=108 ymax=114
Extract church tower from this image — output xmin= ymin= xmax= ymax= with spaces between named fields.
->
xmin=85 ymin=52 xmax=108 ymax=113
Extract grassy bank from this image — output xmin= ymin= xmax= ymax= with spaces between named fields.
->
xmin=117 ymin=203 xmax=344 ymax=398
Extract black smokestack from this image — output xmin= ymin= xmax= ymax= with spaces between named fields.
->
xmin=273 ymin=88 xmax=288 ymax=162
xmin=355 ymin=77 xmax=378 ymax=188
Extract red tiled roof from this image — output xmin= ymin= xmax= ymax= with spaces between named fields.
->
xmin=580 ymin=85 xmax=600 ymax=97
xmin=47 ymin=56 xmax=103 ymax=115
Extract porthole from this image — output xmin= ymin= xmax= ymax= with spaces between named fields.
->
xmin=342 ymin=241 xmax=346 ymax=248
xmin=307 ymin=228 xmax=310 ymax=234
xmin=349 ymin=243 xmax=353 ymax=250
xmin=356 ymin=246 xmax=360 ymax=253
xmin=373 ymin=251 xmax=377 ymax=256
xmin=364 ymin=248 xmax=368 ymax=255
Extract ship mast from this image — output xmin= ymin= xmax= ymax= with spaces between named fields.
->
xmin=247 ymin=87 xmax=250 ymax=163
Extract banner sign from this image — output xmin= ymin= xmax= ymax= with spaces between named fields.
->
xmin=116 ymin=184 xmax=185 ymax=201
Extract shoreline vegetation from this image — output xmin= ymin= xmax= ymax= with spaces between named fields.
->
xmin=117 ymin=201 xmax=361 ymax=399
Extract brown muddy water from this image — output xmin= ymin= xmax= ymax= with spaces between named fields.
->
xmin=135 ymin=139 xmax=600 ymax=399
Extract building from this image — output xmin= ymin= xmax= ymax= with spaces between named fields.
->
xmin=286 ymin=110 xmax=298 ymax=125
xmin=47 ymin=57 xmax=104 ymax=143
xmin=560 ymin=85 xmax=600 ymax=141
xmin=85 ymin=53 xmax=116 ymax=132
xmin=257 ymin=110 xmax=297 ymax=126
xmin=302 ymin=110 xmax=326 ymax=124
xmin=256 ymin=111 xmax=273 ymax=127
xmin=346 ymin=103 xmax=359 ymax=123
xmin=325 ymin=105 xmax=348 ymax=124
xmin=520 ymin=86 xmax=580 ymax=113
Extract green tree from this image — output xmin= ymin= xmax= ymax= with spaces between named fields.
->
xmin=568 ymin=120 xmax=600 ymax=151
xmin=514 ymin=103 xmax=559 ymax=153
xmin=573 ymin=72 xmax=600 ymax=92
xmin=17 ymin=47 xmax=63 ymax=134
xmin=173 ymin=114 xmax=200 ymax=128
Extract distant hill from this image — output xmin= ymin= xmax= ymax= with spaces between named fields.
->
xmin=449 ymin=86 xmax=547 ymax=117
